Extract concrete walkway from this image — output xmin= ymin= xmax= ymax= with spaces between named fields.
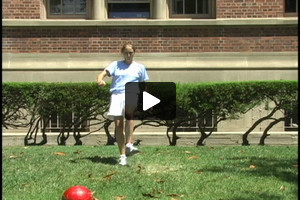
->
xmin=2 ymin=132 xmax=298 ymax=146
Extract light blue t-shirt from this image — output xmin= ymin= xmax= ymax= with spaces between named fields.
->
xmin=105 ymin=61 xmax=149 ymax=94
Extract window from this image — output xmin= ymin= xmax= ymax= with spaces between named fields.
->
xmin=170 ymin=0 xmax=215 ymax=18
xmin=176 ymin=111 xmax=217 ymax=132
xmin=42 ymin=112 xmax=89 ymax=132
xmin=108 ymin=0 xmax=151 ymax=18
xmin=284 ymin=0 xmax=298 ymax=16
xmin=284 ymin=106 xmax=298 ymax=131
xmin=47 ymin=0 xmax=90 ymax=18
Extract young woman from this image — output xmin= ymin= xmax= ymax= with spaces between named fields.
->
xmin=97 ymin=43 xmax=149 ymax=165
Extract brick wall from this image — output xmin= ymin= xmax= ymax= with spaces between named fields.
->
xmin=2 ymin=26 xmax=298 ymax=53
xmin=217 ymin=0 xmax=284 ymax=18
xmin=2 ymin=0 xmax=41 ymax=19
xmin=2 ymin=0 xmax=287 ymax=20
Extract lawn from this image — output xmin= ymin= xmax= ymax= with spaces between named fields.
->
xmin=3 ymin=145 xmax=298 ymax=200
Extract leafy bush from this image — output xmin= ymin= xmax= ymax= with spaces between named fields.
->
xmin=2 ymin=82 xmax=111 ymax=145
xmin=2 ymin=81 xmax=298 ymax=146
xmin=176 ymin=81 xmax=297 ymax=145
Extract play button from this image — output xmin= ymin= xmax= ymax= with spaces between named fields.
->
xmin=143 ymin=91 xmax=160 ymax=111
xmin=125 ymin=82 xmax=176 ymax=120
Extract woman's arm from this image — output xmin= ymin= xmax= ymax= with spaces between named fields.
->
xmin=97 ymin=70 xmax=109 ymax=86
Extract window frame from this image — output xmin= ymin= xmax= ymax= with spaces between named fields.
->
xmin=176 ymin=110 xmax=217 ymax=132
xmin=284 ymin=107 xmax=298 ymax=132
xmin=47 ymin=0 xmax=91 ymax=19
xmin=107 ymin=0 xmax=152 ymax=19
xmin=169 ymin=0 xmax=216 ymax=19
xmin=284 ymin=0 xmax=298 ymax=17
xmin=42 ymin=112 xmax=90 ymax=133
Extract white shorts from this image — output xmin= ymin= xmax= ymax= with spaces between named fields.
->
xmin=107 ymin=93 xmax=125 ymax=119
xmin=107 ymin=92 xmax=139 ymax=120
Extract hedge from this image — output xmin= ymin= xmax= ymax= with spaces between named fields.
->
xmin=2 ymin=81 xmax=298 ymax=146
xmin=175 ymin=81 xmax=297 ymax=145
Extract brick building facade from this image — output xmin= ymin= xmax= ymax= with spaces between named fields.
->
xmin=2 ymin=0 xmax=298 ymax=133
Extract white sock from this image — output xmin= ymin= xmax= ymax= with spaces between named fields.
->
xmin=120 ymin=154 xmax=126 ymax=159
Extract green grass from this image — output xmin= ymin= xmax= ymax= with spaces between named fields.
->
xmin=3 ymin=145 xmax=298 ymax=200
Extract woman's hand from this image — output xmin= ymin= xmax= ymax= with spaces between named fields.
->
xmin=97 ymin=79 xmax=106 ymax=86
xmin=97 ymin=70 xmax=108 ymax=87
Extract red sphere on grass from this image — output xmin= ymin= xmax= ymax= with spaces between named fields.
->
xmin=62 ymin=185 xmax=94 ymax=200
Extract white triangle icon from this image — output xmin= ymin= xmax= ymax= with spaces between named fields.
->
xmin=143 ymin=91 xmax=160 ymax=111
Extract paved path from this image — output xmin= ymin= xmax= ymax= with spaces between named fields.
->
xmin=2 ymin=132 xmax=298 ymax=146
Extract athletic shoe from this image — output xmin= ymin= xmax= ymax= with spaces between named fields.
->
xmin=119 ymin=155 xmax=127 ymax=166
xmin=126 ymin=143 xmax=140 ymax=156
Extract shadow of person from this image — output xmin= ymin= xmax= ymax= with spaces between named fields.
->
xmin=84 ymin=156 xmax=119 ymax=165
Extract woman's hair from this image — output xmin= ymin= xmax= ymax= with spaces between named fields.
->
xmin=121 ymin=43 xmax=136 ymax=53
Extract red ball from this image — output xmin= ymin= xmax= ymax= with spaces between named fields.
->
xmin=62 ymin=185 xmax=94 ymax=200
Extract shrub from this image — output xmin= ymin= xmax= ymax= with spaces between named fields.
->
xmin=2 ymin=81 xmax=298 ymax=146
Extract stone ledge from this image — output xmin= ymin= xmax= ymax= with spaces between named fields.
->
xmin=2 ymin=52 xmax=298 ymax=70
xmin=2 ymin=132 xmax=298 ymax=146
xmin=2 ymin=18 xmax=298 ymax=27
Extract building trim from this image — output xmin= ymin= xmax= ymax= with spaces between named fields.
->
xmin=3 ymin=52 xmax=298 ymax=71
xmin=3 ymin=68 xmax=297 ymax=71
xmin=2 ymin=18 xmax=298 ymax=27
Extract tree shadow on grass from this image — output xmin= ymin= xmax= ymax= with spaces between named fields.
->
xmin=201 ymin=155 xmax=297 ymax=183
xmin=198 ymin=155 xmax=298 ymax=199
xmin=70 ymin=156 xmax=119 ymax=165
xmin=227 ymin=190 xmax=286 ymax=200
xmin=224 ymin=156 xmax=298 ymax=184
xmin=200 ymin=156 xmax=298 ymax=200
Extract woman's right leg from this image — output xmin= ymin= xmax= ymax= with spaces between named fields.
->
xmin=114 ymin=116 xmax=126 ymax=156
